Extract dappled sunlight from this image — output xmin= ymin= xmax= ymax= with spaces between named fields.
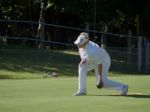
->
xmin=0 ymin=70 xmax=42 ymax=79
xmin=0 ymin=49 xmax=79 ymax=79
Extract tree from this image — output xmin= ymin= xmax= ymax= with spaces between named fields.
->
xmin=1 ymin=0 xmax=150 ymax=48
xmin=36 ymin=0 xmax=48 ymax=49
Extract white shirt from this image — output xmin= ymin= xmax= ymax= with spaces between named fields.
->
xmin=79 ymin=41 xmax=110 ymax=65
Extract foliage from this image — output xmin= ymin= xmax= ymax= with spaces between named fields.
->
xmin=0 ymin=0 xmax=40 ymax=21
xmin=1 ymin=0 xmax=150 ymax=37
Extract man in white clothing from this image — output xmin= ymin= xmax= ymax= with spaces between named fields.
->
xmin=74 ymin=32 xmax=128 ymax=96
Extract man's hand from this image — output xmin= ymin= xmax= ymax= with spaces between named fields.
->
xmin=79 ymin=59 xmax=87 ymax=65
xmin=97 ymin=81 xmax=103 ymax=89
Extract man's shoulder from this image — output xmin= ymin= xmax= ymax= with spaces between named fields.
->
xmin=89 ymin=41 xmax=100 ymax=48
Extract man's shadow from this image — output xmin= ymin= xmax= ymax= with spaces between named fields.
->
xmin=88 ymin=93 xmax=150 ymax=98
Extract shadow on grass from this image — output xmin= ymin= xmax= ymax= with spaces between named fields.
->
xmin=0 ymin=49 xmax=149 ymax=79
xmin=87 ymin=94 xmax=150 ymax=98
xmin=0 ymin=75 xmax=12 ymax=79
xmin=0 ymin=49 xmax=79 ymax=78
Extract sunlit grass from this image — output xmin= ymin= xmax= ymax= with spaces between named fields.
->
xmin=0 ymin=48 xmax=150 ymax=112
xmin=0 ymin=76 xmax=150 ymax=112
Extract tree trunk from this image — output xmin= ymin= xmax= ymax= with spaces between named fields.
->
xmin=36 ymin=0 xmax=46 ymax=49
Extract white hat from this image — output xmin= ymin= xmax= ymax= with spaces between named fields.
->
xmin=74 ymin=32 xmax=89 ymax=45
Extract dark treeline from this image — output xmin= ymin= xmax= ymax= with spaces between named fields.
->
xmin=0 ymin=0 xmax=150 ymax=48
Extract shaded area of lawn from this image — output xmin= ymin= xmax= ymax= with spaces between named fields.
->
xmin=0 ymin=49 xmax=149 ymax=79
xmin=0 ymin=49 xmax=79 ymax=78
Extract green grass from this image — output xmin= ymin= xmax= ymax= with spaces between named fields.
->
xmin=0 ymin=49 xmax=79 ymax=79
xmin=0 ymin=76 xmax=150 ymax=112
xmin=0 ymin=48 xmax=148 ymax=79
xmin=0 ymin=48 xmax=150 ymax=112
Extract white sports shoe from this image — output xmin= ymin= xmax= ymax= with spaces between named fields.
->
xmin=74 ymin=92 xmax=86 ymax=96
xmin=121 ymin=85 xmax=128 ymax=95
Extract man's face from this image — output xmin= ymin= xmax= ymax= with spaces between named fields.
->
xmin=74 ymin=35 xmax=86 ymax=45
xmin=74 ymin=33 xmax=89 ymax=48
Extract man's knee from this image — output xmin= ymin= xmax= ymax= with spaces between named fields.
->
xmin=78 ymin=63 xmax=88 ymax=73
xmin=79 ymin=62 xmax=87 ymax=67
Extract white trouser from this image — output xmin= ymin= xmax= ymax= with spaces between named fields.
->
xmin=77 ymin=60 xmax=124 ymax=93
xmin=78 ymin=63 xmax=88 ymax=93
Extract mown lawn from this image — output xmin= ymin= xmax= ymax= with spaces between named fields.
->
xmin=0 ymin=49 xmax=148 ymax=79
xmin=0 ymin=76 xmax=150 ymax=112
xmin=0 ymin=49 xmax=150 ymax=112
xmin=0 ymin=49 xmax=79 ymax=79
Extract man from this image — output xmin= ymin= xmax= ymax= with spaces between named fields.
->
xmin=74 ymin=32 xmax=128 ymax=96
